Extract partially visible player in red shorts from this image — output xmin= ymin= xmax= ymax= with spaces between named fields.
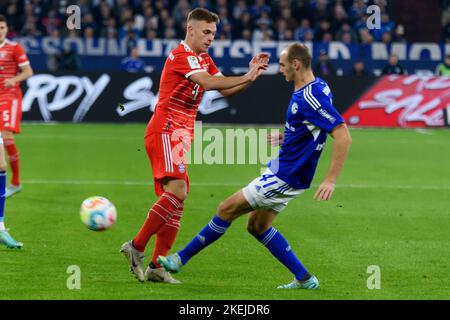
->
xmin=121 ymin=8 xmax=269 ymax=283
xmin=0 ymin=15 xmax=33 ymax=198
xmin=0 ymin=15 xmax=32 ymax=248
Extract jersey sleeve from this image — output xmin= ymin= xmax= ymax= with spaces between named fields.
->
xmin=14 ymin=44 xmax=30 ymax=68
xmin=301 ymin=85 xmax=345 ymax=133
xmin=173 ymin=51 xmax=206 ymax=79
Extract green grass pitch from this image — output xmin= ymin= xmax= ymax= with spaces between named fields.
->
xmin=0 ymin=123 xmax=449 ymax=300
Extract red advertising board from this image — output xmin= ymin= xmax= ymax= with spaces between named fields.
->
xmin=343 ymin=75 xmax=450 ymax=128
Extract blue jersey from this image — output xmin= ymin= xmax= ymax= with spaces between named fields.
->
xmin=268 ymin=77 xmax=344 ymax=189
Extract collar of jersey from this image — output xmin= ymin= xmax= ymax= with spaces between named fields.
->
xmin=180 ymin=40 xmax=195 ymax=53
xmin=294 ymin=77 xmax=318 ymax=93
xmin=0 ymin=39 xmax=10 ymax=48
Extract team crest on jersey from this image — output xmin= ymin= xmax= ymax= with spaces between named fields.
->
xmin=178 ymin=163 xmax=186 ymax=173
xmin=0 ymin=52 xmax=6 ymax=58
xmin=291 ymin=102 xmax=298 ymax=114
xmin=187 ymin=56 xmax=201 ymax=69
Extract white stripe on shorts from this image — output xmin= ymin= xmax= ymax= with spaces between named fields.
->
xmin=162 ymin=134 xmax=173 ymax=172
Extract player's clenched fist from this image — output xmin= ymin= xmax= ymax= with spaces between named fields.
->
xmin=4 ymin=78 xmax=16 ymax=88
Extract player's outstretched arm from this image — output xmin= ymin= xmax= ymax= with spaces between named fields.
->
xmin=189 ymin=58 xmax=267 ymax=91
xmin=4 ymin=64 xmax=33 ymax=88
xmin=219 ymin=53 xmax=270 ymax=97
xmin=314 ymin=123 xmax=352 ymax=201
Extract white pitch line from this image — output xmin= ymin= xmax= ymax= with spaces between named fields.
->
xmin=21 ymin=180 xmax=450 ymax=190
xmin=414 ymin=129 xmax=435 ymax=135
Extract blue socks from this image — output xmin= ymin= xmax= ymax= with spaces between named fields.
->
xmin=258 ymin=226 xmax=308 ymax=281
xmin=0 ymin=171 xmax=6 ymax=226
xmin=178 ymin=215 xmax=231 ymax=265
xmin=177 ymin=215 xmax=308 ymax=282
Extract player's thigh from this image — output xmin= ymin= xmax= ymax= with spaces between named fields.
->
xmin=217 ymin=190 xmax=254 ymax=222
xmin=0 ymin=143 xmax=6 ymax=170
xmin=1 ymin=130 xmax=14 ymax=139
xmin=247 ymin=209 xmax=278 ymax=237
xmin=163 ymin=177 xmax=187 ymax=201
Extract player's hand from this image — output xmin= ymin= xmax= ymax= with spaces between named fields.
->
xmin=267 ymin=132 xmax=284 ymax=147
xmin=245 ymin=63 xmax=265 ymax=82
xmin=4 ymin=78 xmax=17 ymax=88
xmin=249 ymin=53 xmax=270 ymax=77
xmin=314 ymin=181 xmax=335 ymax=201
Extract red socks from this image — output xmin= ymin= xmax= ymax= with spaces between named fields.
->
xmin=4 ymin=139 xmax=19 ymax=186
xmin=133 ymin=192 xmax=183 ymax=252
xmin=151 ymin=209 xmax=182 ymax=268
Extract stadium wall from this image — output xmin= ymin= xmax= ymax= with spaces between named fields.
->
xmin=21 ymin=72 xmax=449 ymax=128
xmin=20 ymin=72 xmax=374 ymax=124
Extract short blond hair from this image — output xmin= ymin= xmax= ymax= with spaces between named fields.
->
xmin=187 ymin=8 xmax=219 ymax=24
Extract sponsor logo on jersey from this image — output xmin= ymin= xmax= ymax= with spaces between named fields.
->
xmin=285 ymin=121 xmax=296 ymax=132
xmin=318 ymin=108 xmax=336 ymax=123
xmin=291 ymin=102 xmax=298 ymax=114
xmin=187 ymin=56 xmax=201 ymax=69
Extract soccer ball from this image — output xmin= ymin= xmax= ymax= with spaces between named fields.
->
xmin=80 ymin=196 xmax=117 ymax=231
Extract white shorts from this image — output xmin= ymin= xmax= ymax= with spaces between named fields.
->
xmin=242 ymin=168 xmax=305 ymax=213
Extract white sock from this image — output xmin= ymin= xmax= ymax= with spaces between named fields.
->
xmin=0 ymin=222 xmax=5 ymax=231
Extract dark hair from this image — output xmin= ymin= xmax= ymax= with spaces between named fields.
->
xmin=0 ymin=15 xmax=7 ymax=24
xmin=287 ymin=43 xmax=312 ymax=70
xmin=187 ymin=8 xmax=219 ymax=24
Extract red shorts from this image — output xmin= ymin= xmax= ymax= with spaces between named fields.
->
xmin=145 ymin=132 xmax=190 ymax=196
xmin=0 ymin=90 xmax=22 ymax=133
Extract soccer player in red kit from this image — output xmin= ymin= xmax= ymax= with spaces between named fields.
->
xmin=0 ymin=15 xmax=33 ymax=248
xmin=0 ymin=15 xmax=33 ymax=198
xmin=121 ymin=8 xmax=269 ymax=283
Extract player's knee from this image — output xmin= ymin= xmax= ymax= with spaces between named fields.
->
xmin=171 ymin=189 xmax=187 ymax=202
xmin=164 ymin=180 xmax=188 ymax=201
xmin=0 ymin=164 xmax=6 ymax=172
xmin=217 ymin=201 xmax=238 ymax=221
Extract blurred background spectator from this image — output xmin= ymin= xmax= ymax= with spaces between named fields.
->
xmin=56 ymin=44 xmax=82 ymax=71
xmin=435 ymin=53 xmax=450 ymax=75
xmin=313 ymin=50 xmax=336 ymax=76
xmin=382 ymin=54 xmax=406 ymax=75
xmin=0 ymin=0 xmax=400 ymax=44
xmin=350 ymin=60 xmax=370 ymax=76
xmin=121 ymin=47 xmax=146 ymax=72
xmin=1 ymin=0 xmax=447 ymax=76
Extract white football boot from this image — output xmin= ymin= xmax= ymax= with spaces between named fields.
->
xmin=145 ymin=264 xmax=181 ymax=284
xmin=120 ymin=241 xmax=145 ymax=282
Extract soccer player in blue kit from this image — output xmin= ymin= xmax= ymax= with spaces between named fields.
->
xmin=158 ymin=43 xmax=352 ymax=289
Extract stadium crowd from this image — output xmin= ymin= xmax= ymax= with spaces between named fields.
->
xmin=1 ymin=0 xmax=406 ymax=45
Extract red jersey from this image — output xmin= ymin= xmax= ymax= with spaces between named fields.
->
xmin=0 ymin=39 xmax=30 ymax=98
xmin=146 ymin=41 xmax=220 ymax=139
